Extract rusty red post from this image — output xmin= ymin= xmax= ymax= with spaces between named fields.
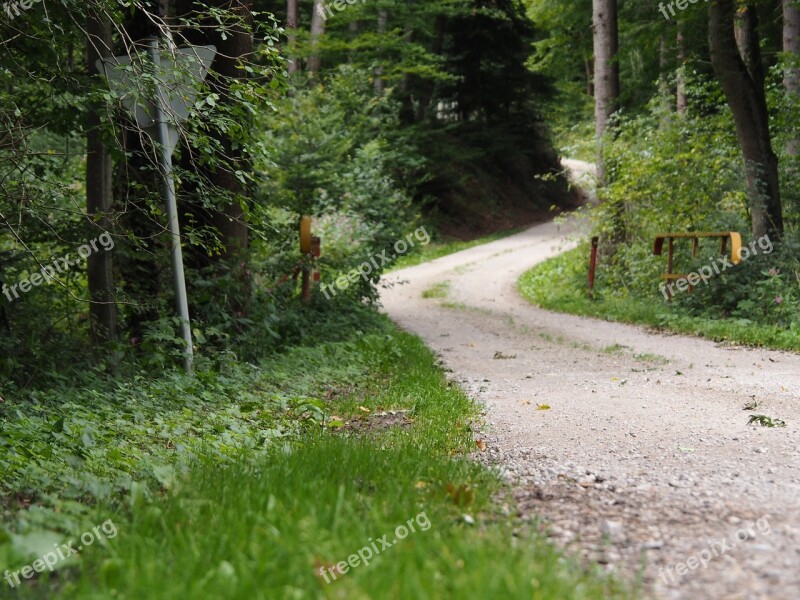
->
xmin=588 ymin=236 xmax=599 ymax=294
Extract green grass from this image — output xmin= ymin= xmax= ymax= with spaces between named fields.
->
xmin=390 ymin=229 xmax=524 ymax=272
xmin=518 ymin=247 xmax=800 ymax=353
xmin=3 ymin=325 xmax=630 ymax=600
xmin=421 ymin=281 xmax=450 ymax=299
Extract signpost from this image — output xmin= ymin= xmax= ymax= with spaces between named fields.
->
xmin=97 ymin=40 xmax=216 ymax=373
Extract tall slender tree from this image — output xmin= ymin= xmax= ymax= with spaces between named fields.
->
xmin=86 ymin=6 xmax=118 ymax=349
xmin=206 ymin=0 xmax=253 ymax=256
xmin=676 ymin=26 xmax=688 ymax=117
xmin=784 ymin=0 xmax=800 ymax=156
xmin=309 ymin=0 xmax=326 ymax=75
xmin=592 ymin=0 xmax=619 ymax=186
xmin=710 ymin=0 xmax=784 ymax=238
xmin=287 ymin=0 xmax=299 ymax=74
xmin=374 ymin=8 xmax=389 ymax=96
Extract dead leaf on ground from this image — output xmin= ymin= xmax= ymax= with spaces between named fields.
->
xmin=446 ymin=483 xmax=474 ymax=506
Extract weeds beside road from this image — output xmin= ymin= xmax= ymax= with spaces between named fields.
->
xmin=519 ymin=244 xmax=800 ymax=353
xmin=1 ymin=316 xmax=627 ymax=599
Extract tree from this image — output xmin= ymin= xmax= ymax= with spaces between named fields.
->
xmin=287 ymin=0 xmax=299 ymax=74
xmin=676 ymin=26 xmax=688 ymax=116
xmin=205 ymin=0 xmax=253 ymax=257
xmin=592 ymin=0 xmax=619 ymax=186
xmin=374 ymin=7 xmax=389 ymax=96
xmin=784 ymin=0 xmax=800 ymax=155
xmin=309 ymin=0 xmax=326 ymax=75
xmin=709 ymin=0 xmax=784 ymax=238
xmin=86 ymin=6 xmax=118 ymax=349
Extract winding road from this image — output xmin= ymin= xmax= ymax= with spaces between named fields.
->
xmin=380 ymin=205 xmax=800 ymax=599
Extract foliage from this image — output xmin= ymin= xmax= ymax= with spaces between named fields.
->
xmin=256 ymin=66 xmax=417 ymax=301
xmin=518 ymin=246 xmax=800 ymax=353
xmin=748 ymin=414 xmax=787 ymax=428
xmin=2 ymin=328 xmax=629 ymax=600
xmin=0 ymin=0 xmax=286 ymax=378
xmin=0 ymin=325 xmax=396 ymax=543
xmin=595 ymin=71 xmax=746 ymax=247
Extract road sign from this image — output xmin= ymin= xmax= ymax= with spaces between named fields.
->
xmin=96 ymin=44 xmax=216 ymax=157
xmin=96 ymin=41 xmax=217 ymax=373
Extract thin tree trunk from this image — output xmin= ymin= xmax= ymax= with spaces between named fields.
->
xmin=783 ymin=0 xmax=800 ymax=155
xmin=593 ymin=0 xmax=623 ymax=247
xmin=657 ymin=34 xmax=671 ymax=120
xmin=86 ymin=7 xmax=118 ymax=349
xmin=676 ymin=26 xmax=688 ymax=116
xmin=374 ymin=9 xmax=388 ymax=96
xmin=584 ymin=55 xmax=594 ymax=96
xmin=309 ymin=0 xmax=327 ymax=75
xmin=206 ymin=0 xmax=252 ymax=256
xmin=416 ymin=14 xmax=446 ymax=122
xmin=287 ymin=0 xmax=299 ymax=74
xmin=710 ymin=0 xmax=784 ymax=238
xmin=592 ymin=0 xmax=619 ymax=186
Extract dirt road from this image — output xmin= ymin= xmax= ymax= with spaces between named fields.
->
xmin=380 ymin=214 xmax=800 ymax=599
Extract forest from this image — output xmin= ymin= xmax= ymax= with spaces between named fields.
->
xmin=1 ymin=0 xmax=798 ymax=598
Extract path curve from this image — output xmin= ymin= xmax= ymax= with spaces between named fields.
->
xmin=380 ymin=213 xmax=800 ymax=599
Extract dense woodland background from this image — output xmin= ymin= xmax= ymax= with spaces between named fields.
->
xmin=0 ymin=0 xmax=575 ymax=383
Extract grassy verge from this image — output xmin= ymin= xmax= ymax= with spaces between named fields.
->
xmin=2 ymin=321 xmax=629 ymax=599
xmin=390 ymin=229 xmax=524 ymax=271
xmin=519 ymin=247 xmax=800 ymax=352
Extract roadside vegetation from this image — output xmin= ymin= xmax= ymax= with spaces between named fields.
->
xmin=520 ymin=245 xmax=800 ymax=352
xmin=2 ymin=318 xmax=629 ymax=599
xmin=1 ymin=1 xmax=596 ymax=597
xmin=519 ymin=73 xmax=800 ymax=350
xmin=391 ymin=229 xmax=526 ymax=272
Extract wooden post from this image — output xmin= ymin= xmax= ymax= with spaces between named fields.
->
xmin=311 ymin=236 xmax=321 ymax=285
xmin=588 ymin=236 xmax=600 ymax=296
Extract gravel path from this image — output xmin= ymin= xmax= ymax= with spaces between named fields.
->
xmin=380 ymin=205 xmax=800 ymax=599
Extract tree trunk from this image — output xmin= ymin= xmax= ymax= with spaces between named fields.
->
xmin=710 ymin=0 xmax=783 ymax=239
xmin=287 ymin=0 xmax=299 ymax=74
xmin=592 ymin=0 xmax=619 ymax=186
xmin=657 ymin=34 xmax=671 ymax=120
xmin=86 ymin=7 xmax=118 ymax=349
xmin=676 ymin=26 xmax=688 ymax=117
xmin=374 ymin=9 xmax=388 ymax=96
xmin=584 ymin=55 xmax=594 ymax=96
xmin=206 ymin=0 xmax=252 ymax=256
xmin=784 ymin=0 xmax=800 ymax=155
xmin=309 ymin=0 xmax=327 ymax=75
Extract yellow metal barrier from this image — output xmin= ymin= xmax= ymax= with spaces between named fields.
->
xmin=653 ymin=231 xmax=742 ymax=288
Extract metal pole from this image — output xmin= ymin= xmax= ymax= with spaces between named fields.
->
xmin=148 ymin=39 xmax=194 ymax=373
